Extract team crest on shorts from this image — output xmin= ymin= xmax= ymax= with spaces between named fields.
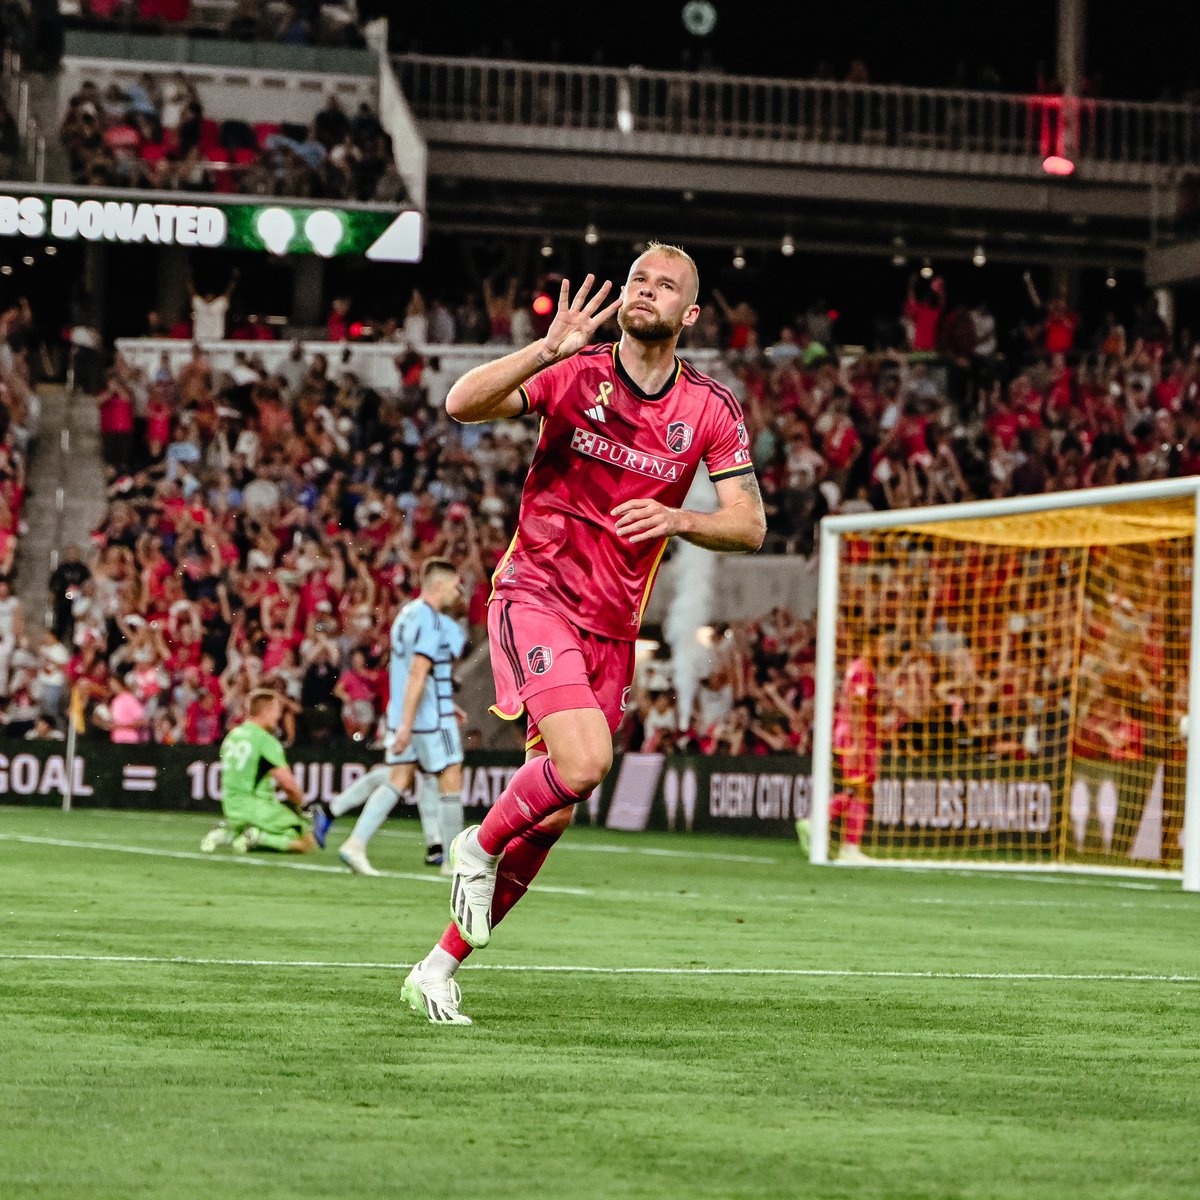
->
xmin=666 ymin=421 xmax=693 ymax=453
xmin=526 ymin=645 xmax=553 ymax=675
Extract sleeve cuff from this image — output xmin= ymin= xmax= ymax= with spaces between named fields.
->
xmin=517 ymin=386 xmax=531 ymax=417
xmin=708 ymin=464 xmax=756 ymax=481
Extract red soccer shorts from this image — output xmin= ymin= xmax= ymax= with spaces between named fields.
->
xmin=488 ymin=598 xmax=635 ymax=751
xmin=833 ymin=717 xmax=879 ymax=785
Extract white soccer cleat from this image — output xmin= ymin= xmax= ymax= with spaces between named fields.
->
xmin=230 ymin=826 xmax=260 ymax=854
xmin=439 ymin=859 xmax=453 ymax=878
xmin=338 ymin=841 xmax=382 ymax=877
xmin=200 ymin=822 xmax=231 ymax=853
xmin=401 ymin=962 xmax=472 ymax=1025
xmin=448 ymin=826 xmax=498 ymax=949
xmin=835 ymin=842 xmax=873 ymax=865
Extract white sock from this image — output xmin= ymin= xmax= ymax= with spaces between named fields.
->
xmin=331 ymin=765 xmax=392 ymax=817
xmin=416 ymin=772 xmax=442 ymax=848
xmin=439 ymin=790 xmax=463 ymax=854
xmin=349 ymin=783 xmax=400 ymax=846
xmin=423 ymin=945 xmax=460 ymax=980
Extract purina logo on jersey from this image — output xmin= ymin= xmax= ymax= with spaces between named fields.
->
xmin=527 ymin=645 xmax=553 ymax=675
xmin=570 ymin=427 xmax=683 ymax=481
xmin=666 ymin=421 xmax=693 ymax=453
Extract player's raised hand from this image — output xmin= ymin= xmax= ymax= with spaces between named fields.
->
xmin=539 ymin=274 xmax=623 ymax=364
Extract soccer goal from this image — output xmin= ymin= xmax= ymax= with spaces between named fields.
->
xmin=810 ymin=478 xmax=1200 ymax=892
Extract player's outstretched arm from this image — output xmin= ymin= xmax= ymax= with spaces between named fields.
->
xmin=612 ymin=472 xmax=766 ymax=553
xmin=446 ymin=275 xmax=622 ymax=424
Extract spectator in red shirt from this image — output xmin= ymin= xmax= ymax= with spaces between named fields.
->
xmin=903 ymin=276 xmax=944 ymax=352
xmin=185 ymin=688 xmax=223 ymax=745
xmin=98 ymin=373 xmax=135 ymax=476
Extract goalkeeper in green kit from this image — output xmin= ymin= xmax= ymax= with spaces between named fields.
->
xmin=200 ymin=689 xmax=318 ymax=854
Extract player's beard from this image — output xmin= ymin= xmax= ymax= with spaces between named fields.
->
xmin=618 ymin=302 xmax=679 ymax=343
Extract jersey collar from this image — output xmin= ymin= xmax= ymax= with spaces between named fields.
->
xmin=612 ymin=343 xmax=682 ymax=403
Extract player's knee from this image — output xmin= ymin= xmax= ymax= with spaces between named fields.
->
xmin=557 ymin=746 xmax=612 ymax=795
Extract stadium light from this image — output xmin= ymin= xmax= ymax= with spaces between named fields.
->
xmin=540 ymin=238 xmax=554 ymax=258
xmin=1042 ymin=154 xmax=1076 ymax=176
xmin=1105 ymin=270 xmax=1117 ymax=288
xmin=919 ymin=259 xmax=934 ymax=279
xmin=532 ymin=292 xmax=554 ymax=316
xmin=971 ymin=243 xmax=987 ymax=268
xmin=44 ymin=245 xmax=56 ymax=256
xmin=732 ymin=245 xmax=746 ymax=270
xmin=584 ymin=223 xmax=599 ymax=246
xmin=780 ymin=234 xmax=795 ymax=257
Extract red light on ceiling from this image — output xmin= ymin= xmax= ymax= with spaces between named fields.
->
xmin=1042 ymin=155 xmax=1076 ymax=177
xmin=532 ymin=293 xmax=554 ymax=316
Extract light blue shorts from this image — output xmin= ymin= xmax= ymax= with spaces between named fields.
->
xmin=386 ymin=724 xmax=463 ymax=774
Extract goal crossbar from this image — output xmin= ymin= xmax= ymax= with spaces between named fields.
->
xmin=811 ymin=477 xmax=1200 ymax=892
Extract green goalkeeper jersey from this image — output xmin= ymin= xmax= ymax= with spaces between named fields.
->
xmin=220 ymin=720 xmax=287 ymax=806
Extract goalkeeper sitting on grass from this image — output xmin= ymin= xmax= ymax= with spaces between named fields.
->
xmin=200 ymin=688 xmax=317 ymax=855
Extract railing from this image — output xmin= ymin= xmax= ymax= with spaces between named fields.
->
xmin=2 ymin=49 xmax=47 ymax=182
xmin=113 ymin=339 xmax=722 ymax=409
xmin=395 ymin=54 xmax=1200 ymax=177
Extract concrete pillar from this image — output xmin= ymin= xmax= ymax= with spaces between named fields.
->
xmin=156 ymin=246 xmax=190 ymax=326
xmin=291 ymin=256 xmax=325 ymax=328
xmin=1057 ymin=0 xmax=1085 ymax=95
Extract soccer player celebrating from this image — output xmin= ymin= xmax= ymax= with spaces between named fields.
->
xmin=401 ymin=243 xmax=765 ymax=1024
xmin=200 ymin=688 xmax=316 ymax=854
xmin=314 ymin=558 xmax=467 ymax=876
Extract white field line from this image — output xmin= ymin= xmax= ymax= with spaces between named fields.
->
xmin=0 ymin=951 xmax=1196 ymax=985
xmin=3 ymin=832 xmax=1197 ymax=914
xmin=4 ymin=808 xmax=781 ymax=865
xmin=0 ymin=833 xmax=730 ymax=904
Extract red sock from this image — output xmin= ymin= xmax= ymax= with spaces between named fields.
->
xmin=844 ymin=799 xmax=867 ymax=844
xmin=437 ymin=823 xmax=564 ymax=962
xmin=476 ymin=756 xmax=583 ymax=855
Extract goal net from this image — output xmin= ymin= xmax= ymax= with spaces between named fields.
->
xmin=810 ymin=480 xmax=1200 ymax=890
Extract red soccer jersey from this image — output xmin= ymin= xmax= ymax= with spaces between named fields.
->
xmin=493 ymin=343 xmax=754 ymax=640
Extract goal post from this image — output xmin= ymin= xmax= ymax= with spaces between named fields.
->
xmin=811 ymin=477 xmax=1200 ymax=892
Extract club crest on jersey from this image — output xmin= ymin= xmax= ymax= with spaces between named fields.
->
xmin=526 ymin=645 xmax=553 ymax=675
xmin=666 ymin=421 xmax=693 ymax=453
xmin=736 ymin=421 xmax=748 ymax=446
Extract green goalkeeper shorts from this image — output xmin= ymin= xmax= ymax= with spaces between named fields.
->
xmin=221 ymin=794 xmax=305 ymax=838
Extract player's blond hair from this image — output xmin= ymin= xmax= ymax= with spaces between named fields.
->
xmin=247 ymin=688 xmax=281 ymax=717
xmin=638 ymin=240 xmax=700 ymax=305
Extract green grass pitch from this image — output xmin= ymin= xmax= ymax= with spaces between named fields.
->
xmin=2 ymin=803 xmax=1199 ymax=1200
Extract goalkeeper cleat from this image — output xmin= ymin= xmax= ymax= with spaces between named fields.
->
xmin=200 ymin=822 xmax=231 ymax=853
xmin=401 ymin=962 xmax=472 ymax=1025
xmin=230 ymin=826 xmax=261 ymax=854
xmin=794 ymin=818 xmax=811 ymax=857
xmin=424 ymin=843 xmax=444 ymax=867
xmin=308 ymin=801 xmax=333 ymax=849
xmin=835 ymin=842 xmax=873 ymax=865
xmin=338 ymin=840 xmax=382 ymax=877
xmin=448 ymin=826 xmax=497 ymax=949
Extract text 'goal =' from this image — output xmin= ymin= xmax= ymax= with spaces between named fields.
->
xmin=811 ymin=479 xmax=1200 ymax=891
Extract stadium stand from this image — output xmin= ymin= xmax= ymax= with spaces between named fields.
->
xmin=1 ymin=269 xmax=1184 ymax=756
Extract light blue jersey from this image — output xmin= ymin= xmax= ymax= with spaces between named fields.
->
xmin=387 ymin=599 xmax=466 ymax=734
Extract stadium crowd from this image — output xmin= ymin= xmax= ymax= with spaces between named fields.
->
xmin=61 ymin=79 xmax=401 ymax=201
xmin=0 ymin=269 xmax=1191 ymax=757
